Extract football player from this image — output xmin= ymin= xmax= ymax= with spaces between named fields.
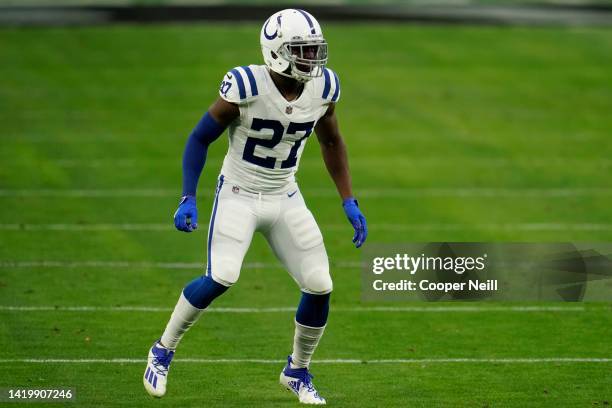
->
xmin=143 ymin=9 xmax=367 ymax=405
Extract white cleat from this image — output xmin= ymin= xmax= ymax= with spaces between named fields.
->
xmin=143 ymin=340 xmax=174 ymax=398
xmin=280 ymin=356 xmax=326 ymax=405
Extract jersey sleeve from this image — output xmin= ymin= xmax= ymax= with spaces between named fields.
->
xmin=320 ymin=67 xmax=341 ymax=104
xmin=218 ymin=66 xmax=260 ymax=104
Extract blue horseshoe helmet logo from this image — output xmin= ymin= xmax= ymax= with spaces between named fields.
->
xmin=263 ymin=15 xmax=282 ymax=40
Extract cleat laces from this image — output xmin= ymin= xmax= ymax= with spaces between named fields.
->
xmin=302 ymin=373 xmax=316 ymax=393
xmin=293 ymin=368 xmax=316 ymax=393
xmin=151 ymin=347 xmax=173 ymax=376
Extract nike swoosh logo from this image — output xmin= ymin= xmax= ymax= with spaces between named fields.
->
xmin=287 ymin=190 xmax=297 ymax=198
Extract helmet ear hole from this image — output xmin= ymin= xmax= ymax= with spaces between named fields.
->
xmin=271 ymin=51 xmax=278 ymax=60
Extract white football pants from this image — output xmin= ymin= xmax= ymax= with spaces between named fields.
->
xmin=205 ymin=175 xmax=332 ymax=295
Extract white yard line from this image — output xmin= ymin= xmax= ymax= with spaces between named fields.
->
xmin=1 ymin=188 xmax=611 ymax=198
xmin=0 ymin=260 xmax=361 ymax=269
xmin=0 ymin=189 xmax=175 ymax=198
xmin=1 ymin=223 xmax=611 ymax=232
xmin=0 ymin=305 xmax=586 ymax=313
xmin=8 ymin=157 xmax=611 ymax=168
xmin=323 ymin=223 xmax=612 ymax=231
xmin=0 ymin=357 xmax=609 ymax=364
xmin=0 ymin=260 xmax=204 ymax=269
xmin=0 ymin=223 xmax=170 ymax=231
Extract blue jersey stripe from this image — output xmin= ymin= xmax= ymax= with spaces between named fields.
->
xmin=322 ymin=68 xmax=331 ymax=99
xmin=331 ymin=70 xmax=340 ymax=102
xmin=206 ymin=175 xmax=225 ymax=277
xmin=296 ymin=9 xmax=316 ymax=34
xmin=230 ymin=68 xmax=246 ymax=99
xmin=241 ymin=66 xmax=258 ymax=96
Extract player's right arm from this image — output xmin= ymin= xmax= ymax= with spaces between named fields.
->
xmin=173 ymin=97 xmax=239 ymax=232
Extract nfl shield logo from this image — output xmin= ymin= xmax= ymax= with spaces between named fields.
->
xmin=285 ymin=106 xmax=293 ymax=114
xmin=232 ymin=185 xmax=240 ymax=194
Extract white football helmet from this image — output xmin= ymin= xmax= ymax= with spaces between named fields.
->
xmin=260 ymin=9 xmax=328 ymax=82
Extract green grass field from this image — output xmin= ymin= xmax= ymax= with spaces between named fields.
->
xmin=1 ymin=24 xmax=611 ymax=406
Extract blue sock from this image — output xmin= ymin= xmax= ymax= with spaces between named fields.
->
xmin=182 ymin=275 xmax=228 ymax=309
xmin=295 ymin=292 xmax=330 ymax=327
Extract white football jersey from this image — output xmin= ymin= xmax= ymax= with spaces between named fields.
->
xmin=218 ymin=64 xmax=341 ymax=193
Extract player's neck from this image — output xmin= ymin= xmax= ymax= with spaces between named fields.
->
xmin=269 ymin=69 xmax=303 ymax=102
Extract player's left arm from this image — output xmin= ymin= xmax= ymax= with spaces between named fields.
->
xmin=315 ymin=103 xmax=367 ymax=248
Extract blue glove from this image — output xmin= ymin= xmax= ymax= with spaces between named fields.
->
xmin=342 ymin=197 xmax=367 ymax=248
xmin=174 ymin=195 xmax=198 ymax=232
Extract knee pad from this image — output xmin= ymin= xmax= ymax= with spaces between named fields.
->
xmin=210 ymin=256 xmax=241 ymax=286
xmin=300 ymin=255 xmax=333 ymax=294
